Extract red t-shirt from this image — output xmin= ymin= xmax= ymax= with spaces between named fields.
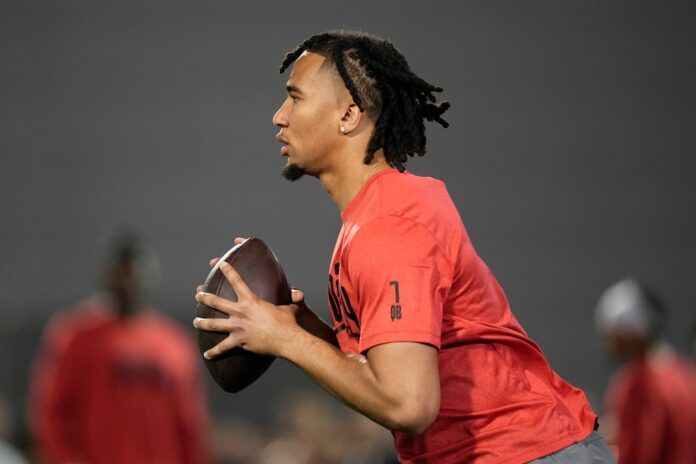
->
xmin=604 ymin=348 xmax=696 ymax=464
xmin=29 ymin=297 xmax=212 ymax=464
xmin=328 ymin=169 xmax=596 ymax=463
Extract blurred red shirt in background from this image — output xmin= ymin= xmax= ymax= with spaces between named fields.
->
xmin=604 ymin=347 xmax=696 ymax=464
xmin=29 ymin=297 xmax=211 ymax=464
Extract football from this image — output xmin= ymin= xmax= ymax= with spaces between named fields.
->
xmin=196 ymin=238 xmax=292 ymax=393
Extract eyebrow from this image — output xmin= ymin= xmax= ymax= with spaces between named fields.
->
xmin=286 ymin=85 xmax=305 ymax=95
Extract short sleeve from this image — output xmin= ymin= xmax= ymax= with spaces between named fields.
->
xmin=344 ymin=216 xmax=453 ymax=353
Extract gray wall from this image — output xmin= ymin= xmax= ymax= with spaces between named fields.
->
xmin=1 ymin=0 xmax=695 ymax=431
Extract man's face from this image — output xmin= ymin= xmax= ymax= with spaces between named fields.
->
xmin=273 ymin=51 xmax=347 ymax=180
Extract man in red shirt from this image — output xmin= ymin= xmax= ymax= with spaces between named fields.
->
xmin=194 ymin=30 xmax=613 ymax=463
xmin=596 ymin=278 xmax=696 ymax=464
xmin=30 ymin=234 xmax=211 ymax=464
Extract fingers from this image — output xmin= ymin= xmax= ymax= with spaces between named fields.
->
xmin=193 ymin=317 xmax=245 ymax=359
xmin=195 ymin=291 xmax=245 ymax=317
xmin=219 ymin=262 xmax=254 ymax=300
xmin=291 ymin=288 xmax=305 ymax=303
xmin=210 ymin=257 xmax=220 ymax=268
xmin=196 ymin=284 xmax=204 ymax=293
xmin=193 ymin=316 xmax=242 ymax=333
xmin=203 ymin=334 xmax=241 ymax=360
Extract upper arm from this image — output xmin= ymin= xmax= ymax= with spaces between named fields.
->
xmin=341 ymin=217 xmax=451 ymax=433
xmin=345 ymin=216 xmax=453 ymax=354
xmin=366 ymin=341 xmax=441 ymax=433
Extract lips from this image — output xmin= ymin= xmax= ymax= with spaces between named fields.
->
xmin=276 ymin=133 xmax=289 ymax=156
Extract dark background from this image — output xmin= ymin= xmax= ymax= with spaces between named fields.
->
xmin=1 ymin=0 xmax=694 ymax=443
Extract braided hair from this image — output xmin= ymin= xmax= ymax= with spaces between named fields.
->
xmin=279 ymin=30 xmax=450 ymax=172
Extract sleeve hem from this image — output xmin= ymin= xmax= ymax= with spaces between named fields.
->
xmin=359 ymin=331 xmax=441 ymax=354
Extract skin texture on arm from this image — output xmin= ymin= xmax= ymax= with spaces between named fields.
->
xmin=194 ymin=261 xmax=440 ymax=434
xmin=292 ymin=289 xmax=339 ymax=347
xmin=282 ymin=327 xmax=441 ymax=434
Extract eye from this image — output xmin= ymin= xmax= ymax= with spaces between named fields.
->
xmin=290 ymin=95 xmax=300 ymax=103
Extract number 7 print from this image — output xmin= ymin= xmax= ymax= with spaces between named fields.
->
xmin=389 ymin=281 xmax=402 ymax=321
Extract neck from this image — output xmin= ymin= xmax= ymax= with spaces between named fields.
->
xmin=318 ymin=148 xmax=390 ymax=212
xmin=108 ymin=293 xmax=141 ymax=317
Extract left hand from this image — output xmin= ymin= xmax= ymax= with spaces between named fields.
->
xmin=193 ymin=261 xmax=301 ymax=359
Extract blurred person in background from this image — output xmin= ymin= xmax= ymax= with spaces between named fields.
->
xmin=211 ymin=417 xmax=264 ymax=464
xmin=596 ymin=278 xmax=696 ymax=464
xmin=0 ymin=393 xmax=28 ymax=464
xmin=210 ymin=391 xmax=394 ymax=464
xmin=28 ymin=232 xmax=211 ymax=464
xmin=262 ymin=390 xmax=394 ymax=464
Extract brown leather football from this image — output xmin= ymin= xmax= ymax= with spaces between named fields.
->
xmin=196 ymin=238 xmax=291 ymax=393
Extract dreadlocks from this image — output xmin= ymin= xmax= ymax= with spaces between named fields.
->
xmin=279 ymin=30 xmax=450 ymax=172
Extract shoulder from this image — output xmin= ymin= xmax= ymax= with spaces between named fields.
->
xmin=351 ymin=215 xmax=441 ymax=247
xmin=649 ymin=347 xmax=696 ymax=386
xmin=356 ymin=171 xmax=462 ymax=255
xmin=43 ymin=296 xmax=113 ymax=341
xmin=140 ymin=310 xmax=197 ymax=346
xmin=141 ymin=310 xmax=187 ymax=334
xmin=376 ymin=171 xmax=462 ymax=234
xmin=345 ymin=215 xmax=454 ymax=278
xmin=376 ymin=170 xmax=452 ymax=210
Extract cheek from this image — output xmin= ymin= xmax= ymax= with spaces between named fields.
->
xmin=294 ymin=103 xmax=337 ymax=149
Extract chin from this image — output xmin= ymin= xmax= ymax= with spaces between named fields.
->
xmin=281 ymin=163 xmax=306 ymax=181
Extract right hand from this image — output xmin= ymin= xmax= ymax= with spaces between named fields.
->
xmin=205 ymin=238 xmax=308 ymax=314
xmin=201 ymin=237 xmax=337 ymax=346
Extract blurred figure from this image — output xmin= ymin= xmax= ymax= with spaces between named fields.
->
xmin=28 ymin=233 xmax=211 ymax=464
xmin=212 ymin=417 xmax=265 ymax=464
xmin=261 ymin=391 xmax=394 ymax=464
xmin=0 ymin=393 xmax=28 ymax=464
xmin=208 ymin=391 xmax=394 ymax=464
xmin=340 ymin=410 xmax=398 ymax=464
xmin=596 ymin=278 xmax=696 ymax=464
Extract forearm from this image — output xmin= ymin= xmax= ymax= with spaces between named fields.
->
xmin=192 ymin=267 xmax=438 ymax=433
xmin=279 ymin=327 xmax=431 ymax=433
xmin=295 ymin=308 xmax=339 ymax=347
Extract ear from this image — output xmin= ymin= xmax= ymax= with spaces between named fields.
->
xmin=340 ymin=102 xmax=363 ymax=134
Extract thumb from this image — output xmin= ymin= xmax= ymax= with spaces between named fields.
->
xmin=291 ymin=288 xmax=305 ymax=304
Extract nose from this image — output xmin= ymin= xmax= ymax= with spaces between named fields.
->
xmin=273 ymin=99 xmax=290 ymax=128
